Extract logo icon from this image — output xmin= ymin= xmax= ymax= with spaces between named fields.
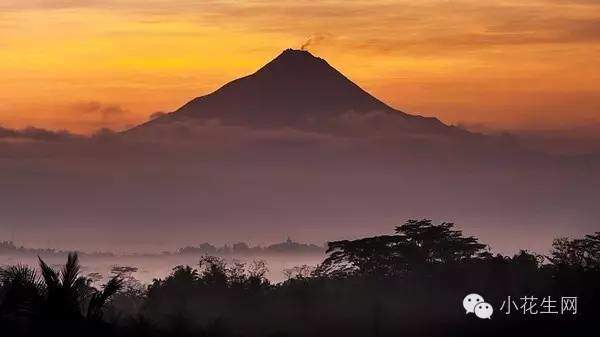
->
xmin=463 ymin=293 xmax=493 ymax=319
xmin=474 ymin=302 xmax=493 ymax=319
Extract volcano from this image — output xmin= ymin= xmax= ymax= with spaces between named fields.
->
xmin=131 ymin=49 xmax=458 ymax=135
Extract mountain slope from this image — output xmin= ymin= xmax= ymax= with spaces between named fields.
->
xmin=130 ymin=49 xmax=456 ymax=135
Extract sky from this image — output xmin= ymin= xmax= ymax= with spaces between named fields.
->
xmin=0 ymin=0 xmax=599 ymax=134
xmin=0 ymin=1 xmax=599 ymax=255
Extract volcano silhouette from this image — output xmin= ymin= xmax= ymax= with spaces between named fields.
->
xmin=132 ymin=49 xmax=456 ymax=134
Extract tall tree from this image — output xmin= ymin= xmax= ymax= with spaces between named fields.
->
xmin=320 ymin=219 xmax=487 ymax=277
xmin=38 ymin=253 xmax=122 ymax=320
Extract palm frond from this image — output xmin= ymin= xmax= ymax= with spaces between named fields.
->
xmin=73 ymin=275 xmax=93 ymax=300
xmin=102 ymin=276 xmax=123 ymax=299
xmin=0 ymin=264 xmax=43 ymax=319
xmin=38 ymin=256 xmax=59 ymax=290
xmin=86 ymin=275 xmax=123 ymax=320
xmin=0 ymin=264 xmax=39 ymax=287
xmin=61 ymin=252 xmax=81 ymax=288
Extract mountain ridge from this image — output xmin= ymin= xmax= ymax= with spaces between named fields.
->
xmin=129 ymin=49 xmax=458 ymax=135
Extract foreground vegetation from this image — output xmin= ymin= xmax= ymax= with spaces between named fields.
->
xmin=1 ymin=219 xmax=598 ymax=337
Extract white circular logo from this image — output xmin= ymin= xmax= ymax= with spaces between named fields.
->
xmin=462 ymin=293 xmax=484 ymax=314
xmin=474 ymin=302 xmax=494 ymax=319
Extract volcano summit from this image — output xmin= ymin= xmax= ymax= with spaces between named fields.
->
xmin=130 ymin=49 xmax=458 ymax=136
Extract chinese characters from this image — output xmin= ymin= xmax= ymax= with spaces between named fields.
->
xmin=499 ymin=296 xmax=577 ymax=315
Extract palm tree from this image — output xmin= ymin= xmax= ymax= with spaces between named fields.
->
xmin=38 ymin=253 xmax=89 ymax=319
xmin=38 ymin=252 xmax=122 ymax=320
xmin=0 ymin=264 xmax=43 ymax=321
xmin=86 ymin=276 xmax=122 ymax=321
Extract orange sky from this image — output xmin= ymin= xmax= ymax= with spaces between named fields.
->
xmin=0 ymin=0 xmax=599 ymax=133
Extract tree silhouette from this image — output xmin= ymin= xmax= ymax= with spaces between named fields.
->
xmin=0 ymin=265 xmax=43 ymax=322
xmin=1 ymin=224 xmax=599 ymax=337
xmin=549 ymin=232 xmax=600 ymax=271
xmin=320 ymin=219 xmax=487 ymax=277
xmin=38 ymin=253 xmax=122 ymax=320
xmin=395 ymin=219 xmax=487 ymax=262
xmin=86 ymin=276 xmax=122 ymax=321
xmin=38 ymin=253 xmax=90 ymax=319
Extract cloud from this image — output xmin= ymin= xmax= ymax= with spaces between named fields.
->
xmin=4 ymin=0 xmax=597 ymax=57
xmin=149 ymin=111 xmax=167 ymax=120
xmin=0 ymin=125 xmax=80 ymax=142
xmin=69 ymin=101 xmax=129 ymax=127
xmin=0 ymin=0 xmax=111 ymax=11
xmin=125 ymin=118 xmax=352 ymax=153
xmin=184 ymin=0 xmax=600 ymax=55
xmin=0 ymin=119 xmax=598 ymax=254
xmin=459 ymin=121 xmax=600 ymax=155
xmin=73 ymin=101 xmax=127 ymax=116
